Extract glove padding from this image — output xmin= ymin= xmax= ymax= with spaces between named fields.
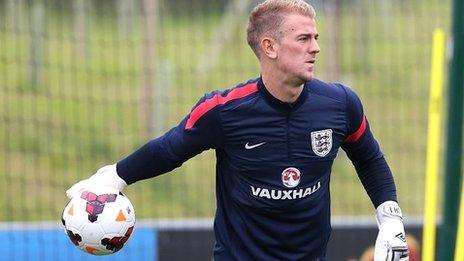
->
xmin=66 ymin=164 xmax=127 ymax=199
xmin=374 ymin=201 xmax=409 ymax=261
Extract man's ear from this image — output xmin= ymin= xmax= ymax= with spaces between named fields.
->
xmin=260 ymin=37 xmax=278 ymax=59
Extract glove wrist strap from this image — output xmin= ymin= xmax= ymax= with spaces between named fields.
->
xmin=376 ymin=200 xmax=403 ymax=227
xmin=94 ymin=164 xmax=127 ymax=191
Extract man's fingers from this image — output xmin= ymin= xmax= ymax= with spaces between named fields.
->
xmin=65 ymin=179 xmax=88 ymax=199
xmin=390 ymin=246 xmax=409 ymax=261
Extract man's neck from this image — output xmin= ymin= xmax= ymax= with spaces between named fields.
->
xmin=261 ymin=72 xmax=305 ymax=104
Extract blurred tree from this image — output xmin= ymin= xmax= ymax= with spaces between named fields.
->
xmin=28 ymin=0 xmax=45 ymax=89
xmin=117 ymin=0 xmax=137 ymax=39
xmin=141 ymin=0 xmax=158 ymax=136
xmin=162 ymin=0 xmax=229 ymax=16
xmin=195 ymin=0 xmax=254 ymax=81
xmin=73 ymin=0 xmax=88 ymax=58
xmin=324 ymin=0 xmax=341 ymax=81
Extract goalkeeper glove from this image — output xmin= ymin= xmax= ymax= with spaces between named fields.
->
xmin=374 ymin=201 xmax=409 ymax=261
xmin=66 ymin=164 xmax=127 ymax=199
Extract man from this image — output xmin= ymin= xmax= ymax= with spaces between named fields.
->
xmin=67 ymin=0 xmax=409 ymax=260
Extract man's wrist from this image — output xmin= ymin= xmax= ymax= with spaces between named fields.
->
xmin=376 ymin=201 xmax=403 ymax=227
xmin=94 ymin=164 xmax=127 ymax=191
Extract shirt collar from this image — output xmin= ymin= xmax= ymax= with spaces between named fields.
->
xmin=257 ymin=77 xmax=309 ymax=112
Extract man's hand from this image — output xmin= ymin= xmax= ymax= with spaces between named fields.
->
xmin=374 ymin=201 xmax=409 ymax=261
xmin=66 ymin=164 xmax=127 ymax=199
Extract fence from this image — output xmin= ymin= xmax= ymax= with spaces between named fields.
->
xmin=0 ymin=0 xmax=451 ymax=259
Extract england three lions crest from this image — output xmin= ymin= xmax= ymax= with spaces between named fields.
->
xmin=311 ymin=129 xmax=333 ymax=157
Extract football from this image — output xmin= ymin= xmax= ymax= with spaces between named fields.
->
xmin=61 ymin=186 xmax=136 ymax=255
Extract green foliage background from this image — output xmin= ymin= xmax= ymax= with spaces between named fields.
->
xmin=0 ymin=0 xmax=450 ymax=221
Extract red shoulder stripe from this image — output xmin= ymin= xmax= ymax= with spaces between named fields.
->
xmin=185 ymin=82 xmax=258 ymax=129
xmin=344 ymin=115 xmax=367 ymax=143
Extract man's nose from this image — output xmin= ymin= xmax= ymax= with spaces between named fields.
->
xmin=310 ymin=40 xmax=320 ymax=54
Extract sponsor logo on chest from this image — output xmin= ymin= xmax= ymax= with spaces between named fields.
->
xmin=250 ymin=167 xmax=321 ymax=200
xmin=281 ymin=167 xmax=301 ymax=188
xmin=250 ymin=182 xmax=321 ymax=200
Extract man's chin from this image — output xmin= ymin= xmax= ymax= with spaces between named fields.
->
xmin=301 ymin=73 xmax=314 ymax=82
xmin=288 ymin=73 xmax=313 ymax=86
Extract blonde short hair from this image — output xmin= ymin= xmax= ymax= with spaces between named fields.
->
xmin=246 ymin=0 xmax=316 ymax=58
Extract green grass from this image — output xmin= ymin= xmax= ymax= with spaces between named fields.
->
xmin=0 ymin=0 xmax=451 ymax=221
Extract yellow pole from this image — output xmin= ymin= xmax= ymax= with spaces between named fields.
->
xmin=422 ymin=28 xmax=446 ymax=261
xmin=455 ymin=181 xmax=464 ymax=261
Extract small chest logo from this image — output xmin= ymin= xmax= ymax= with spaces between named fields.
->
xmin=281 ymin=167 xmax=301 ymax=188
xmin=245 ymin=142 xmax=266 ymax=150
xmin=311 ymin=129 xmax=333 ymax=157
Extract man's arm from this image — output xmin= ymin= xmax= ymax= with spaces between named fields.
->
xmin=342 ymin=116 xmax=397 ymax=208
xmin=67 ymin=92 xmax=223 ymax=197
xmin=340 ymin=85 xmax=408 ymax=261
xmin=116 ymin=110 xmax=221 ymax=184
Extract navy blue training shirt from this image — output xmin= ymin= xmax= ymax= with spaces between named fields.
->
xmin=117 ymin=77 xmax=397 ymax=260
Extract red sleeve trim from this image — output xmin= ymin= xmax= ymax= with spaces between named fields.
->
xmin=185 ymin=82 xmax=258 ymax=129
xmin=344 ymin=115 xmax=367 ymax=143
